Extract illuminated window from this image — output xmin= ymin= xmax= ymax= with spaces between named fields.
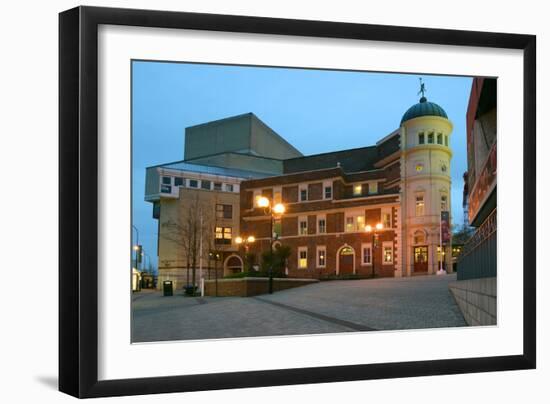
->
xmin=361 ymin=243 xmax=372 ymax=265
xmin=215 ymin=227 xmax=232 ymax=245
xmin=418 ymin=132 xmax=425 ymax=144
xmin=369 ymin=182 xmax=378 ymax=194
xmin=345 ymin=215 xmax=364 ymax=232
xmin=273 ymin=187 xmax=282 ymax=204
xmin=353 ymin=184 xmax=362 ymax=196
xmin=428 ymin=132 xmax=434 ymax=144
xmin=317 ymin=246 xmax=326 ymax=268
xmin=298 ymin=247 xmax=308 ymax=269
xmin=273 ymin=219 xmax=282 ymax=238
xmin=415 ymin=194 xmax=425 ymax=216
xmin=437 ymin=133 xmax=443 ymax=144
xmin=383 ymin=243 xmax=393 ymax=264
xmin=345 ymin=217 xmax=355 ymax=232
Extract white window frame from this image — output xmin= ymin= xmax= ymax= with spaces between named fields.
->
xmin=361 ymin=243 xmax=372 ymax=266
xmin=298 ymin=216 xmax=308 ymax=235
xmin=381 ymin=207 xmax=392 ymax=228
xmin=298 ymin=246 xmax=308 ymax=269
xmin=316 ymin=246 xmax=326 ymax=268
xmin=323 ymin=181 xmax=333 ymax=200
xmin=225 ymin=183 xmax=234 ymax=192
xmin=382 ymin=241 xmax=394 ymax=265
xmin=317 ymin=214 xmax=326 ymax=234
xmin=345 ymin=212 xmax=364 ymax=232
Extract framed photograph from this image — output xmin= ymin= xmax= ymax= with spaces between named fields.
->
xmin=59 ymin=6 xmax=536 ymax=398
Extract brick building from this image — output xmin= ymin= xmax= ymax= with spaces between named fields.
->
xmin=240 ymin=94 xmax=454 ymax=279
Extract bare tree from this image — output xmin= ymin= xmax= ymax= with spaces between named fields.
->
xmin=161 ymin=193 xmax=213 ymax=293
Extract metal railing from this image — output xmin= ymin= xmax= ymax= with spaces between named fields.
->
xmin=456 ymin=208 xmax=497 ymax=281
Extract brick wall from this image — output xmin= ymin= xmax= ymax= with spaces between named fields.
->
xmin=203 ymin=278 xmax=319 ymax=297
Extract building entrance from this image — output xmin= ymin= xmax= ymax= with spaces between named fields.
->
xmin=413 ymin=246 xmax=428 ymax=273
xmin=338 ymin=246 xmax=354 ymax=275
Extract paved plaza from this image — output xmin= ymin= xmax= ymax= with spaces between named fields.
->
xmin=131 ymin=274 xmax=467 ymax=343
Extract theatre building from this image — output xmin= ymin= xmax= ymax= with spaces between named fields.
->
xmin=240 ymin=94 xmax=454 ymax=278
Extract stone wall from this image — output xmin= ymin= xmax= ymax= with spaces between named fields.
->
xmin=203 ymin=277 xmax=318 ymax=297
xmin=448 ymin=277 xmax=496 ymax=326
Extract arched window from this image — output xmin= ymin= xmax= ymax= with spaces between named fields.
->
xmin=414 ymin=230 xmax=426 ymax=245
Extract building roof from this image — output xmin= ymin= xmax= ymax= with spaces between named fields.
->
xmin=400 ymin=97 xmax=448 ymax=124
xmin=153 ymin=160 xmax=274 ymax=180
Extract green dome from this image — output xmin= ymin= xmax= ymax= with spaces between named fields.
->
xmin=400 ymin=97 xmax=448 ymax=124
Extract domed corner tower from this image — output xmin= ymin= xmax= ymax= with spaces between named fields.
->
xmin=399 ymin=91 xmax=453 ymax=277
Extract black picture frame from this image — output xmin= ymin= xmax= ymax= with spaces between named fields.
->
xmin=59 ymin=5 xmax=536 ymax=398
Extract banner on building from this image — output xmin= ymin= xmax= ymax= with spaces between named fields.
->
xmin=441 ymin=211 xmax=451 ymax=244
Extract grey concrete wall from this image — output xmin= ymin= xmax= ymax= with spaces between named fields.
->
xmin=448 ymin=277 xmax=496 ymax=326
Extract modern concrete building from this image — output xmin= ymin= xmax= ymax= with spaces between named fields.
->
xmin=240 ymin=94 xmax=454 ymax=278
xmin=145 ymin=113 xmax=302 ymax=289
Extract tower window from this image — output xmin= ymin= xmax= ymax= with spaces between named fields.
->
xmin=418 ymin=132 xmax=425 ymax=144
xmin=441 ymin=195 xmax=448 ymax=211
xmin=415 ymin=194 xmax=425 ymax=216
xmin=437 ymin=133 xmax=443 ymax=144
xmin=428 ymin=132 xmax=434 ymax=144
xmin=444 ymin=135 xmax=449 ymax=146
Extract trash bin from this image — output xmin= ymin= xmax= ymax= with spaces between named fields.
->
xmin=163 ymin=281 xmax=173 ymax=296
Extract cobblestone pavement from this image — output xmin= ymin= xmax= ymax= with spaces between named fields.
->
xmin=132 ymin=274 xmax=466 ymax=343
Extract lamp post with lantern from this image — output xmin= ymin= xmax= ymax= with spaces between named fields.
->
xmin=235 ymin=235 xmax=256 ymax=272
xmin=256 ymin=196 xmax=286 ymax=294
xmin=365 ymin=222 xmax=383 ymax=278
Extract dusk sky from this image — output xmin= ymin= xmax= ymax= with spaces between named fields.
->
xmin=132 ymin=61 xmax=472 ymax=271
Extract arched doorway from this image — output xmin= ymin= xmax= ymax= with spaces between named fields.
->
xmin=224 ymin=254 xmax=243 ymax=276
xmin=337 ymin=245 xmax=355 ymax=275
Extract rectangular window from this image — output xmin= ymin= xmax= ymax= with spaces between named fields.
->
xmin=353 ymin=184 xmax=362 ymax=196
xmin=324 ymin=185 xmax=332 ymax=199
xmin=215 ymin=226 xmax=232 ymax=245
xmin=300 ymin=187 xmax=308 ymax=202
xmin=189 ymin=179 xmax=198 ymax=188
xmin=345 ymin=216 xmax=355 ymax=232
xmin=317 ymin=247 xmax=326 ymax=268
xmin=298 ymin=247 xmax=308 ymax=269
xmin=216 ymin=204 xmax=233 ymax=219
xmin=174 ymin=177 xmax=184 ymax=187
xmin=213 ymin=182 xmax=222 ymax=191
xmin=383 ymin=244 xmax=393 ymax=264
xmin=444 ymin=135 xmax=449 ymax=146
xmin=318 ymin=218 xmax=326 ymax=234
xmin=162 ymin=176 xmax=171 ymax=185
xmin=299 ymin=218 xmax=308 ymax=235
xmin=345 ymin=215 xmax=364 ymax=232
xmin=415 ymin=194 xmax=425 ymax=216
xmin=437 ymin=133 xmax=443 ymax=144
xmin=160 ymin=185 xmax=171 ymax=193
xmin=369 ymin=182 xmax=378 ymax=194
xmin=225 ymin=183 xmax=234 ymax=192
xmin=362 ymin=244 xmax=372 ymax=265
xmin=418 ymin=132 xmax=425 ymax=144
xmin=383 ymin=212 xmax=391 ymax=228
xmin=201 ymin=180 xmax=211 ymax=190
xmin=428 ymin=132 xmax=434 ymax=144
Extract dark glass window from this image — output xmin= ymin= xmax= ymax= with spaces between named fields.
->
xmin=437 ymin=133 xmax=443 ymax=144
xmin=174 ymin=177 xmax=184 ymax=186
xmin=162 ymin=176 xmax=171 ymax=185
xmin=324 ymin=186 xmax=332 ymax=199
xmin=189 ymin=179 xmax=198 ymax=188
xmin=418 ymin=133 xmax=425 ymax=144
xmin=428 ymin=132 xmax=434 ymax=144
xmin=213 ymin=182 xmax=222 ymax=191
xmin=216 ymin=204 xmax=233 ymax=219
xmin=201 ymin=180 xmax=211 ymax=190
xmin=300 ymin=189 xmax=308 ymax=201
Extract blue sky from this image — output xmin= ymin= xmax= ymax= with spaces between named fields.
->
xmin=132 ymin=61 xmax=472 ymax=271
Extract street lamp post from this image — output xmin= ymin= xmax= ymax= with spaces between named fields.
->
xmin=257 ymin=196 xmax=285 ymax=294
xmin=235 ymin=235 xmax=256 ymax=272
xmin=365 ymin=223 xmax=383 ymax=278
